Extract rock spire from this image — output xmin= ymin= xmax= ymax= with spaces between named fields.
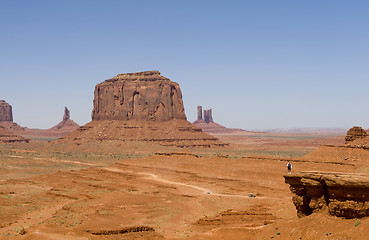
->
xmin=63 ymin=107 xmax=70 ymax=122
xmin=197 ymin=106 xmax=203 ymax=121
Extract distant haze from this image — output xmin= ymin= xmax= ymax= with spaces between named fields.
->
xmin=1 ymin=1 xmax=368 ymax=130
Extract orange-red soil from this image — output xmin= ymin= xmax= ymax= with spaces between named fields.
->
xmin=1 ymin=131 xmax=368 ymax=240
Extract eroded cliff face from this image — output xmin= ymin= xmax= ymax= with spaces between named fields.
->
xmin=345 ymin=126 xmax=367 ymax=143
xmin=92 ymin=71 xmax=186 ymax=121
xmin=0 ymin=100 xmax=13 ymax=122
xmin=58 ymin=71 xmax=227 ymax=148
xmin=284 ymin=172 xmax=369 ymax=218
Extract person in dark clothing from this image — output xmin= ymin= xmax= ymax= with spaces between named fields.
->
xmin=287 ymin=162 xmax=292 ymax=174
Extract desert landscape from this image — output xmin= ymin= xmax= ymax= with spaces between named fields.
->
xmin=0 ymin=70 xmax=368 ymax=240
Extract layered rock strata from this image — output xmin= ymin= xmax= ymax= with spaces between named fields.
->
xmin=345 ymin=126 xmax=367 ymax=143
xmin=59 ymin=71 xmax=227 ymax=148
xmin=284 ymin=172 xmax=369 ymax=218
xmin=0 ymin=126 xmax=29 ymax=143
xmin=92 ymin=71 xmax=186 ymax=121
xmin=0 ymin=100 xmax=13 ymax=122
xmin=0 ymin=101 xmax=25 ymax=133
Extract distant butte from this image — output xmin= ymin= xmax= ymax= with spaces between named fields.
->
xmin=0 ymin=100 xmax=13 ymax=122
xmin=58 ymin=71 xmax=227 ymax=148
xmin=92 ymin=70 xmax=186 ymax=121
xmin=193 ymin=106 xmax=246 ymax=134
xmin=49 ymin=107 xmax=79 ymax=133
xmin=0 ymin=100 xmax=29 ymax=143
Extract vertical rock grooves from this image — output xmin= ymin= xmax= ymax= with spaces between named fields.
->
xmin=58 ymin=71 xmax=227 ymax=148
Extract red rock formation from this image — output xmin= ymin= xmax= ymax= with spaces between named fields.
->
xmin=345 ymin=126 xmax=367 ymax=143
xmin=197 ymin=106 xmax=203 ymax=121
xmin=0 ymin=126 xmax=29 ymax=143
xmin=193 ymin=106 xmax=246 ymax=134
xmin=284 ymin=172 xmax=369 ymax=218
xmin=204 ymin=109 xmax=213 ymax=124
xmin=92 ymin=71 xmax=186 ymax=121
xmin=49 ymin=107 xmax=79 ymax=135
xmin=59 ymin=71 xmax=227 ymax=148
xmin=0 ymin=100 xmax=13 ymax=122
xmin=0 ymin=101 xmax=25 ymax=133
xmin=63 ymin=107 xmax=70 ymax=122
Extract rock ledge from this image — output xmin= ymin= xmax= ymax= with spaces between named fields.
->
xmin=284 ymin=171 xmax=369 ymax=218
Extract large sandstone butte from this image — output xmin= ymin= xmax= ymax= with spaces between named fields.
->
xmin=0 ymin=100 xmax=26 ymax=134
xmin=59 ymin=71 xmax=226 ymax=148
xmin=285 ymin=172 xmax=369 ymax=218
xmin=0 ymin=100 xmax=13 ymax=122
xmin=92 ymin=71 xmax=186 ymax=121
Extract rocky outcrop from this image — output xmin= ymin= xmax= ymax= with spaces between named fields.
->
xmin=49 ymin=107 xmax=79 ymax=135
xmin=92 ymin=71 xmax=186 ymax=121
xmin=0 ymin=100 xmax=13 ymax=122
xmin=59 ymin=71 xmax=227 ymax=148
xmin=204 ymin=109 xmax=213 ymax=124
xmin=197 ymin=106 xmax=203 ymax=121
xmin=345 ymin=126 xmax=367 ymax=143
xmin=0 ymin=101 xmax=26 ymax=133
xmin=63 ymin=107 xmax=70 ymax=122
xmin=284 ymin=172 xmax=369 ymax=218
xmin=193 ymin=106 xmax=246 ymax=134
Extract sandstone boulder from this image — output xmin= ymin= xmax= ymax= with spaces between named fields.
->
xmin=285 ymin=172 xmax=369 ymax=218
xmin=0 ymin=100 xmax=13 ymax=122
xmin=345 ymin=126 xmax=367 ymax=143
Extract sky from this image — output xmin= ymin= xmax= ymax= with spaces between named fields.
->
xmin=1 ymin=0 xmax=368 ymax=130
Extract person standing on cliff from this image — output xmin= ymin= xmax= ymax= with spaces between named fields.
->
xmin=287 ymin=162 xmax=292 ymax=174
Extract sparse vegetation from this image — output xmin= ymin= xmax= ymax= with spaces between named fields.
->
xmin=354 ymin=220 xmax=361 ymax=227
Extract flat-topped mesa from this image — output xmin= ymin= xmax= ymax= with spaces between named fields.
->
xmin=0 ymin=100 xmax=13 ymax=122
xmin=92 ymin=71 xmax=186 ymax=121
xmin=103 ymin=70 xmax=170 ymax=83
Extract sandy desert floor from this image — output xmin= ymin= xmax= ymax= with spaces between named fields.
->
xmin=1 ymin=133 xmax=368 ymax=240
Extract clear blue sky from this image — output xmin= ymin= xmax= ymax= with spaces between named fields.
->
xmin=1 ymin=0 xmax=368 ymax=130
